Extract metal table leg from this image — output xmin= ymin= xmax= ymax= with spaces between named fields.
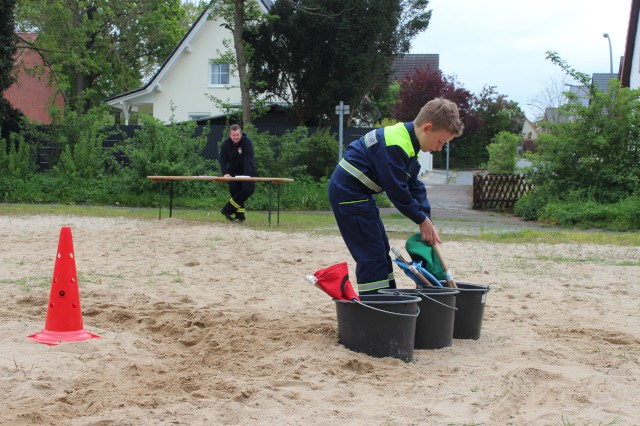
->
xmin=169 ymin=181 xmax=174 ymax=218
xmin=158 ymin=182 xmax=163 ymax=220
xmin=268 ymin=182 xmax=272 ymax=227
xmin=277 ymin=184 xmax=281 ymax=225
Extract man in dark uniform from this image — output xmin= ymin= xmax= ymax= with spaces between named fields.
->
xmin=219 ymin=124 xmax=256 ymax=222
xmin=328 ymin=98 xmax=464 ymax=295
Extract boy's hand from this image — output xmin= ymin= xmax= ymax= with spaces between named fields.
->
xmin=419 ymin=217 xmax=442 ymax=245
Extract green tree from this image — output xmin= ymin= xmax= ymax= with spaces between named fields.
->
xmin=520 ymin=51 xmax=640 ymax=218
xmin=248 ymin=0 xmax=431 ymax=125
xmin=207 ymin=0 xmax=269 ymax=126
xmin=485 ymin=131 xmax=519 ymax=174
xmin=14 ymin=0 xmax=186 ymax=113
xmin=359 ymin=81 xmax=400 ymax=126
xmin=527 ymin=80 xmax=640 ymax=203
xmin=1 ymin=0 xmax=23 ymax=126
xmin=391 ymin=67 xmax=482 ymax=167
xmin=452 ymin=86 xmax=524 ymax=168
xmin=180 ymin=0 xmax=209 ymax=31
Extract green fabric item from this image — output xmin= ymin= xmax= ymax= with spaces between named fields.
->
xmin=405 ymin=233 xmax=446 ymax=281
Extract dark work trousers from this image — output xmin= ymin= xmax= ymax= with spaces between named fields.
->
xmin=328 ymin=169 xmax=396 ymax=294
xmin=227 ymin=180 xmax=255 ymax=213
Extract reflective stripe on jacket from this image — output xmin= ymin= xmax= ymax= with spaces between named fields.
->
xmin=337 ymin=122 xmax=431 ymax=224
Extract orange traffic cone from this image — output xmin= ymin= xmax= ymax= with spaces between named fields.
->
xmin=28 ymin=226 xmax=101 ymax=346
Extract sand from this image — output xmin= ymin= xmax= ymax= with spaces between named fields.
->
xmin=0 ymin=214 xmax=639 ymax=425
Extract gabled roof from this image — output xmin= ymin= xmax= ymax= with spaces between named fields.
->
xmin=391 ymin=54 xmax=439 ymax=81
xmin=620 ymin=0 xmax=640 ymax=87
xmin=104 ymin=1 xmax=272 ymax=104
xmin=592 ymin=73 xmax=618 ymax=93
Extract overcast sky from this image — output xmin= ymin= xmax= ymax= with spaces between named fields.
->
xmin=410 ymin=0 xmax=633 ymax=119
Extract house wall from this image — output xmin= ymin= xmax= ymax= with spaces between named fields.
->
xmin=522 ymin=119 xmax=539 ymax=140
xmin=5 ymin=38 xmax=65 ymax=124
xmin=152 ymin=16 xmax=241 ymax=123
xmin=631 ymin=16 xmax=640 ymax=88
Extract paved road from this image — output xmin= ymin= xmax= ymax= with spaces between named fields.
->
xmin=380 ymin=169 xmax=550 ymax=235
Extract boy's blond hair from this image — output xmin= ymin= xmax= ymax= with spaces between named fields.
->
xmin=414 ymin=98 xmax=464 ymax=136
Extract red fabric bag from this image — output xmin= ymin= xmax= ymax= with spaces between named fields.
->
xmin=313 ymin=262 xmax=360 ymax=301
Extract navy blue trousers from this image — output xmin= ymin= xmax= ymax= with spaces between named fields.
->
xmin=328 ymin=170 xmax=396 ymax=294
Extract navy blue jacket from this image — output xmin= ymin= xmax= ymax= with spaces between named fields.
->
xmin=339 ymin=122 xmax=430 ymax=224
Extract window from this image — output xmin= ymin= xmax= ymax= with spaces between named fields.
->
xmin=210 ymin=61 xmax=230 ymax=86
xmin=188 ymin=113 xmax=210 ymax=121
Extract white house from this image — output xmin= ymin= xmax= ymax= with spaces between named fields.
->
xmin=521 ymin=117 xmax=539 ymax=141
xmin=418 ymin=151 xmax=433 ymax=176
xmin=621 ymin=0 xmax=640 ymax=88
xmin=104 ymin=1 xmax=272 ymax=124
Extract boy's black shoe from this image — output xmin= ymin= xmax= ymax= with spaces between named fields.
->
xmin=235 ymin=212 xmax=246 ymax=222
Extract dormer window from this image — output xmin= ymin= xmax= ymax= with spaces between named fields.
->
xmin=210 ymin=61 xmax=230 ymax=86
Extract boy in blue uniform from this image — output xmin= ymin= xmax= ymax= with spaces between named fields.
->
xmin=328 ymin=98 xmax=464 ymax=294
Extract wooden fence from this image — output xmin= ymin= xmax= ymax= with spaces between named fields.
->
xmin=473 ymin=173 xmax=532 ymax=210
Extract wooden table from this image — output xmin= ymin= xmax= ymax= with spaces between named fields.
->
xmin=147 ymin=176 xmax=294 ymax=226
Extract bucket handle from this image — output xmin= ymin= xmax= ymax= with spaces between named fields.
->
xmin=353 ymin=299 xmax=420 ymax=318
xmin=395 ymin=290 xmax=458 ymax=311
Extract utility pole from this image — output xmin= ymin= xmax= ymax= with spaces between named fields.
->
xmin=603 ymin=33 xmax=613 ymax=75
xmin=445 ymin=143 xmax=450 ymax=184
xmin=335 ymin=101 xmax=350 ymax=161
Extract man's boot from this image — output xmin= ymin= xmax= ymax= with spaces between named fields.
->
xmin=220 ymin=201 xmax=236 ymax=221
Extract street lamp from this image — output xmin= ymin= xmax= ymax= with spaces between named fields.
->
xmin=603 ymin=33 xmax=613 ymax=76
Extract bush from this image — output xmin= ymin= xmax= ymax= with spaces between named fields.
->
xmin=616 ymin=196 xmax=640 ymax=230
xmin=0 ymin=176 xmax=18 ymax=201
xmin=250 ymin=126 xmax=338 ymax=181
xmin=485 ymin=131 xmax=519 ymax=174
xmin=534 ymin=196 xmax=640 ymax=231
xmin=0 ymin=132 xmax=37 ymax=179
xmin=513 ymin=188 xmax=552 ymax=221
xmin=50 ymin=107 xmax=114 ymax=179
xmin=526 ymin=78 xmax=640 ymax=205
xmin=116 ymin=114 xmax=212 ymax=190
xmin=295 ymin=128 xmax=338 ymax=180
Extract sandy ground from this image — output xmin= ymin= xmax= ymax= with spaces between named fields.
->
xmin=0 ymin=214 xmax=639 ymax=425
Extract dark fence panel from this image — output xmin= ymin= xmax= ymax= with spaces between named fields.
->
xmin=3 ymin=122 xmax=376 ymax=171
xmin=103 ymin=125 xmax=138 ymax=167
xmin=201 ymin=125 xmax=374 ymax=162
xmin=473 ymin=173 xmax=532 ymax=210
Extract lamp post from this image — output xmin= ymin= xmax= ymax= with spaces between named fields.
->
xmin=603 ymin=33 xmax=613 ymax=75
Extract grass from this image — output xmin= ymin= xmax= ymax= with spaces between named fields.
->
xmin=1 ymin=203 xmax=640 ymax=246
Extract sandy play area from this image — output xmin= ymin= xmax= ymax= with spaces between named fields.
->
xmin=0 ymin=214 xmax=639 ymax=425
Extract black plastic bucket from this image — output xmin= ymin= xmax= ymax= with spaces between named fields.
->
xmin=449 ymin=282 xmax=491 ymax=340
xmin=334 ymin=294 xmax=420 ymax=362
xmin=380 ymin=288 xmax=459 ymax=349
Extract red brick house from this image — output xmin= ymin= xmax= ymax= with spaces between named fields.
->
xmin=5 ymin=33 xmax=65 ymax=124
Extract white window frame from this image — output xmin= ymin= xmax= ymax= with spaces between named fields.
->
xmin=209 ymin=61 xmax=230 ymax=87
xmin=188 ymin=113 xmax=210 ymax=121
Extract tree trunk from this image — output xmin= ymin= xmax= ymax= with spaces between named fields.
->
xmin=74 ymin=71 xmax=85 ymax=113
xmin=233 ymin=0 xmax=251 ymax=125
